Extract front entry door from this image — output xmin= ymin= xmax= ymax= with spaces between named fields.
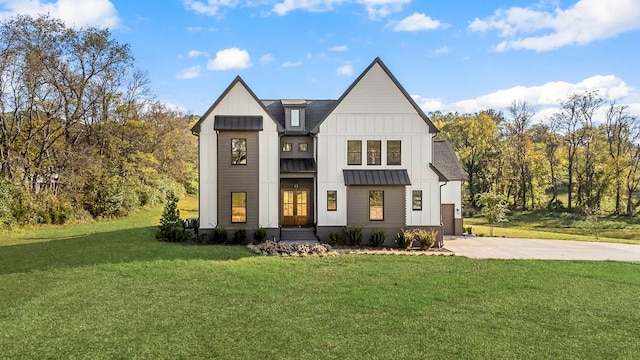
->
xmin=281 ymin=189 xmax=309 ymax=226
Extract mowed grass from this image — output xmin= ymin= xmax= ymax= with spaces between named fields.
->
xmin=465 ymin=210 xmax=640 ymax=245
xmin=1 ymin=199 xmax=640 ymax=359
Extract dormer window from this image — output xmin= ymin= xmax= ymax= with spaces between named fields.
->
xmin=291 ymin=109 xmax=300 ymax=127
xmin=281 ymin=99 xmax=307 ymax=131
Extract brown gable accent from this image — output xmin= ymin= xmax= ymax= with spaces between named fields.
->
xmin=311 ymin=57 xmax=439 ymax=134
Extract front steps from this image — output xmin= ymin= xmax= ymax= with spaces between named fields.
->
xmin=280 ymin=227 xmax=319 ymax=244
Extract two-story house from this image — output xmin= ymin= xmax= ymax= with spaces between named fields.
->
xmin=191 ymin=58 xmax=467 ymax=246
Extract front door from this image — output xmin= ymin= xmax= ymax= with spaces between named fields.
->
xmin=281 ymin=189 xmax=309 ymax=226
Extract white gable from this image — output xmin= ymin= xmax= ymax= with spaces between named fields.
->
xmin=331 ymin=62 xmax=418 ymax=115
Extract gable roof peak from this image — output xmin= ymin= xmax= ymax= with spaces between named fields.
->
xmin=191 ymin=75 xmax=281 ymax=134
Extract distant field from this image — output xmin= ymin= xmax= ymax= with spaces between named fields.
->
xmin=1 ymin=200 xmax=639 ymax=359
xmin=465 ymin=210 xmax=640 ymax=244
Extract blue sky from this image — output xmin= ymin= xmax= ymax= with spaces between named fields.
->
xmin=1 ymin=0 xmax=639 ymax=120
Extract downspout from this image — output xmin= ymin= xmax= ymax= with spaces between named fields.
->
xmin=438 ymin=180 xmax=448 ymax=248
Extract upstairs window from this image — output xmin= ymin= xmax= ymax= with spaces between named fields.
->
xmin=387 ymin=140 xmax=401 ymax=165
xmin=299 ymin=143 xmax=308 ymax=152
xmin=347 ymin=140 xmax=362 ymax=165
xmin=282 ymin=143 xmax=292 ymax=152
xmin=367 ymin=140 xmax=381 ymax=165
xmin=231 ymin=138 xmax=247 ymax=165
xmin=291 ymin=109 xmax=300 ymax=127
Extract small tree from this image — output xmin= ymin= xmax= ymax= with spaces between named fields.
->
xmin=475 ymin=192 xmax=509 ymax=237
xmin=157 ymin=192 xmax=183 ymax=242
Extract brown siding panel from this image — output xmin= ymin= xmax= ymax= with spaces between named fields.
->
xmin=218 ymin=131 xmax=259 ymax=228
xmin=347 ymin=186 xmax=405 ymax=228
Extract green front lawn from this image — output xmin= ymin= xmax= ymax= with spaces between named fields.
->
xmin=1 ymin=202 xmax=639 ymax=359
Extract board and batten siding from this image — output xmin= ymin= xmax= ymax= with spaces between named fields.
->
xmin=316 ymin=62 xmax=441 ymax=228
xmin=197 ymin=80 xmax=279 ymax=230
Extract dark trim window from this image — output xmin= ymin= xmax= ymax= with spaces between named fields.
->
xmin=367 ymin=140 xmax=381 ymax=165
xmin=231 ymin=138 xmax=247 ymax=165
xmin=369 ymin=190 xmax=384 ymax=221
xmin=347 ymin=140 xmax=362 ymax=165
xmin=282 ymin=143 xmax=292 ymax=152
xmin=412 ymin=190 xmax=422 ymax=211
xmin=299 ymin=143 xmax=308 ymax=152
xmin=291 ymin=109 xmax=300 ymax=127
xmin=387 ymin=140 xmax=401 ymax=165
xmin=231 ymin=192 xmax=247 ymax=223
xmin=327 ymin=190 xmax=337 ymax=211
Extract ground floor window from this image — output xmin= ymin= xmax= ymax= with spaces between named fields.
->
xmin=369 ymin=190 xmax=384 ymax=221
xmin=231 ymin=192 xmax=247 ymax=223
xmin=412 ymin=190 xmax=422 ymax=210
xmin=327 ymin=190 xmax=337 ymax=211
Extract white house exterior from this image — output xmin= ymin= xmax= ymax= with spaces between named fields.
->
xmin=191 ymin=58 xmax=467 ymax=245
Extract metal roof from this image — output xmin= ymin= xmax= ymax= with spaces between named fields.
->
xmin=214 ymin=116 xmax=263 ymax=131
xmin=343 ymin=169 xmax=411 ymax=186
xmin=280 ymin=158 xmax=317 ymax=173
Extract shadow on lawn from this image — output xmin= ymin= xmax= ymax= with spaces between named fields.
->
xmin=0 ymin=226 xmax=254 ymax=275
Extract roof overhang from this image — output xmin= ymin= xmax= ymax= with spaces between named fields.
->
xmin=343 ymin=169 xmax=411 ymax=186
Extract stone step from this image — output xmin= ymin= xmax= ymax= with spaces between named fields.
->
xmin=280 ymin=228 xmax=319 ymax=243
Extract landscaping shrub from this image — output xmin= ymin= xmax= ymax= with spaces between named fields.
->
xmin=414 ymin=229 xmax=437 ymax=250
xmin=208 ymin=226 xmax=227 ymax=244
xmin=229 ymin=229 xmax=247 ymax=245
xmin=345 ymin=226 xmax=362 ymax=246
xmin=328 ymin=231 xmax=344 ymax=245
xmin=464 ymin=226 xmax=473 ymax=235
xmin=156 ymin=192 xmax=185 ymax=242
xmin=253 ymin=227 xmax=268 ymax=243
xmin=369 ymin=229 xmax=386 ymax=247
xmin=395 ymin=228 xmax=415 ymax=249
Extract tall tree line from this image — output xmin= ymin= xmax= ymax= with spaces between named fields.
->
xmin=432 ymin=92 xmax=640 ymax=216
xmin=0 ymin=15 xmax=197 ymax=228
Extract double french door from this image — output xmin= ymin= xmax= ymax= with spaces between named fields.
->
xmin=281 ymin=189 xmax=309 ymax=226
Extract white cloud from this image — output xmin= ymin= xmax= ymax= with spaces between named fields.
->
xmin=337 ymin=64 xmax=353 ymax=76
xmin=393 ymin=12 xmax=445 ymax=32
xmin=183 ymin=0 xmax=238 ymax=16
xmin=260 ymin=53 xmax=275 ymax=64
xmin=207 ymin=48 xmax=252 ymax=71
xmin=470 ymin=0 xmax=640 ymax=52
xmin=330 ymin=45 xmax=348 ymax=52
xmin=282 ymin=60 xmax=302 ymax=67
xmin=176 ymin=65 xmax=202 ymax=80
xmin=357 ymin=0 xmax=410 ymax=19
xmin=431 ymin=46 xmax=449 ymax=55
xmin=189 ymin=50 xmax=209 ymax=57
xmin=0 ymin=0 xmax=120 ymax=28
xmin=273 ymin=0 xmax=345 ymax=16
xmin=415 ymin=74 xmax=639 ymax=122
xmin=272 ymin=0 xmax=408 ymax=18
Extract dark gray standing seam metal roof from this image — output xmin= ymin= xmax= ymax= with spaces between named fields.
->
xmin=214 ymin=116 xmax=263 ymax=130
xmin=280 ymin=158 xmax=317 ymax=173
xmin=432 ymin=140 xmax=469 ymax=181
xmin=343 ymin=169 xmax=411 ymax=185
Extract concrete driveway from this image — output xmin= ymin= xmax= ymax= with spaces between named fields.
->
xmin=443 ymin=236 xmax=640 ymax=261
